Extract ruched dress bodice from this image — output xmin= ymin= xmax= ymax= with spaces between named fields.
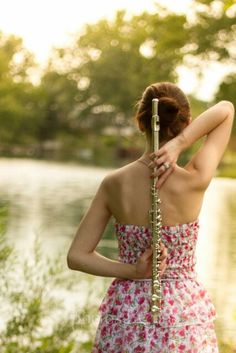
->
xmin=116 ymin=220 xmax=198 ymax=279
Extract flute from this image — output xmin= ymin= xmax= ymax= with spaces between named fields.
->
xmin=149 ymin=98 xmax=162 ymax=323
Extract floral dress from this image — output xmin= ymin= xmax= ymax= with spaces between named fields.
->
xmin=91 ymin=220 xmax=219 ymax=353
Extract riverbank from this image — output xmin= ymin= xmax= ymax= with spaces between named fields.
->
xmin=1 ymin=144 xmax=236 ymax=178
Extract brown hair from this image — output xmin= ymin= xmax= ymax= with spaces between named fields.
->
xmin=135 ymin=82 xmax=191 ymax=141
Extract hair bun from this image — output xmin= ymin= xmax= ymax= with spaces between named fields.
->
xmin=158 ymin=97 xmax=179 ymax=125
xmin=135 ymin=82 xmax=190 ymax=141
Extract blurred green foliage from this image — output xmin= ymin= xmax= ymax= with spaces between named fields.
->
xmin=0 ymin=203 xmax=108 ymax=353
xmin=190 ymin=0 xmax=235 ymax=62
xmin=0 ymin=0 xmax=235 ymax=169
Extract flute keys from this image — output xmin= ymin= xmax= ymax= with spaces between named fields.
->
xmin=152 ymin=294 xmax=158 ymax=301
xmin=151 ymin=305 xmax=159 ymax=313
xmin=153 ymin=285 xmax=161 ymax=289
xmin=152 ymin=294 xmax=161 ymax=301
xmin=153 ymin=282 xmax=160 ymax=288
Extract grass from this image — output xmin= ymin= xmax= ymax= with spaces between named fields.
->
xmin=0 ymin=203 xmax=105 ymax=353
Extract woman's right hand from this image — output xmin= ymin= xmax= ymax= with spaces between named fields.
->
xmin=134 ymin=242 xmax=168 ymax=279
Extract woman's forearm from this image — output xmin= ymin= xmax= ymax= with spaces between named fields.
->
xmin=67 ymin=250 xmax=138 ymax=279
xmin=176 ymin=100 xmax=234 ymax=152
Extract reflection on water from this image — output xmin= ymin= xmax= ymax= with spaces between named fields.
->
xmin=197 ymin=178 xmax=236 ymax=345
xmin=0 ymin=158 xmax=235 ymax=344
xmin=0 ymin=158 xmax=112 ymax=254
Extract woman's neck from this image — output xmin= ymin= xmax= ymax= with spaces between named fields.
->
xmin=140 ymin=139 xmax=168 ymax=159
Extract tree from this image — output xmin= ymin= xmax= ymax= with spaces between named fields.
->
xmin=0 ymin=32 xmax=37 ymax=147
xmin=188 ymin=0 xmax=235 ymax=63
xmin=50 ymin=7 xmax=189 ymax=132
xmin=32 ymin=71 xmax=79 ymax=142
xmin=215 ymin=73 xmax=236 ymax=135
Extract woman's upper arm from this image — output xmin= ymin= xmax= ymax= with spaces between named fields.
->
xmin=185 ymin=102 xmax=234 ymax=187
xmin=67 ymin=175 xmax=112 ymax=257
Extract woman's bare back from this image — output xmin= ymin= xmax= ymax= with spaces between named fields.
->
xmin=105 ymin=160 xmax=205 ymax=227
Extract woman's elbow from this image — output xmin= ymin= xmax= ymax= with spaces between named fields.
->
xmin=67 ymin=251 xmax=80 ymax=270
xmin=219 ymin=100 xmax=235 ymax=117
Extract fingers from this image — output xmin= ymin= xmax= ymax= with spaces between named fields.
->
xmin=141 ymin=244 xmax=168 ymax=262
xmin=156 ymin=166 xmax=174 ymax=188
xmin=141 ymin=247 xmax=153 ymax=261
xmin=149 ymin=157 xmax=174 ymax=182
xmin=149 ymin=149 xmax=165 ymax=160
xmin=159 ymin=256 xmax=167 ymax=275
xmin=160 ymin=242 xmax=165 ymax=251
xmin=149 ymin=160 xmax=173 ymax=174
xmin=160 ymin=262 xmax=167 ymax=277
xmin=138 ymin=244 xmax=168 ymax=278
xmin=159 ymin=244 xmax=168 ymax=276
xmin=153 ymin=164 xmax=168 ymax=177
xmin=160 ymin=246 xmax=168 ymax=261
xmin=141 ymin=244 xmax=167 ymax=261
xmin=148 ymin=155 xmax=166 ymax=168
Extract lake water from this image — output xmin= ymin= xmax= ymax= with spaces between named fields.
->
xmin=0 ymin=157 xmax=235 ymax=345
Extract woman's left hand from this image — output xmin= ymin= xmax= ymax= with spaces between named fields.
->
xmin=148 ymin=138 xmax=181 ymax=188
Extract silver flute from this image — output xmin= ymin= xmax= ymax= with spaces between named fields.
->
xmin=149 ymin=98 xmax=162 ymax=322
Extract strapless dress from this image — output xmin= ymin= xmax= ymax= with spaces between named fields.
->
xmin=91 ymin=219 xmax=219 ymax=353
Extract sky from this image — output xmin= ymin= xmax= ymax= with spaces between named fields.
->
xmin=0 ymin=0 xmax=232 ymax=101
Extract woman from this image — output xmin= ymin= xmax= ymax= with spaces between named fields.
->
xmin=67 ymin=82 xmax=234 ymax=352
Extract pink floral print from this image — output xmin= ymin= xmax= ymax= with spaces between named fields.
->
xmin=92 ymin=220 xmax=219 ymax=352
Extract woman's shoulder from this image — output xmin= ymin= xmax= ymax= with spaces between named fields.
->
xmin=172 ymin=163 xmax=213 ymax=191
xmin=101 ymin=160 xmax=141 ymax=187
xmin=103 ymin=160 xmax=207 ymax=193
xmin=152 ymin=162 xmax=208 ymax=194
xmin=104 ymin=161 xmax=137 ymax=182
xmin=104 ymin=161 xmax=194 ymax=185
